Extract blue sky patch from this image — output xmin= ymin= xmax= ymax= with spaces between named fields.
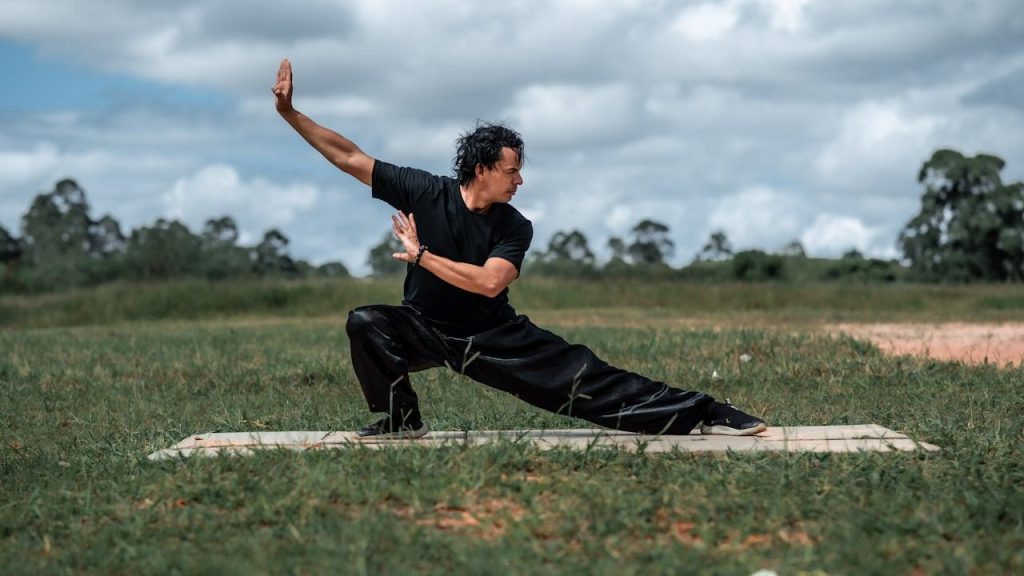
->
xmin=2 ymin=40 xmax=230 ymax=113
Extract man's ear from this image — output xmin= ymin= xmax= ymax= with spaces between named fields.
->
xmin=475 ymin=163 xmax=486 ymax=178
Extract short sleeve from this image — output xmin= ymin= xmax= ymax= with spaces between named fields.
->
xmin=489 ymin=218 xmax=533 ymax=273
xmin=371 ymin=160 xmax=438 ymax=213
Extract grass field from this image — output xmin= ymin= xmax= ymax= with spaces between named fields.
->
xmin=2 ymin=279 xmax=1022 ymax=574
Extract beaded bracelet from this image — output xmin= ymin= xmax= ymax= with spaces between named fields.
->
xmin=414 ymin=245 xmax=428 ymax=266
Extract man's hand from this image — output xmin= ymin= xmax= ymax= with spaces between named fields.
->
xmin=391 ymin=212 xmax=422 ymax=263
xmin=389 ymin=211 xmax=518 ymax=297
xmin=272 ymin=58 xmax=294 ymax=114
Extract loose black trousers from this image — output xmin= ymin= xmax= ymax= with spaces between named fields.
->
xmin=346 ymin=304 xmax=713 ymax=435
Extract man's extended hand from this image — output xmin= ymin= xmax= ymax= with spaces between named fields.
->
xmin=272 ymin=58 xmax=294 ymax=114
xmin=391 ymin=212 xmax=422 ymax=263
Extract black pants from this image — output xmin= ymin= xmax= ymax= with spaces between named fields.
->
xmin=346 ymin=305 xmax=713 ymax=435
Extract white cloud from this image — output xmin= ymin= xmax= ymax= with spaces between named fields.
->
xmin=242 ymin=95 xmax=379 ymax=120
xmin=761 ymin=0 xmax=813 ymax=32
xmin=816 ymin=99 xmax=942 ymax=191
xmin=3 ymin=0 xmax=1023 ymax=272
xmin=605 ymin=205 xmax=636 ymax=231
xmin=381 ymin=122 xmax=465 ymax=166
xmin=0 ymin=140 xmax=181 ymax=231
xmin=800 ymin=213 xmax=889 ymax=257
xmin=707 ymin=186 xmax=806 ymax=250
xmin=505 ymin=83 xmax=640 ymax=149
xmin=163 ymin=164 xmax=318 ymax=244
xmin=0 ymin=143 xmax=61 ymax=184
xmin=673 ymin=1 xmax=741 ymax=42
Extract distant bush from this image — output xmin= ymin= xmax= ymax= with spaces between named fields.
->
xmin=730 ymin=250 xmax=786 ymax=281
xmin=675 ymin=260 xmax=729 ymax=282
xmin=823 ymin=250 xmax=901 ymax=282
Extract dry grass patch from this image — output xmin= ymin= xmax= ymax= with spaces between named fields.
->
xmin=386 ymin=496 xmax=529 ymax=541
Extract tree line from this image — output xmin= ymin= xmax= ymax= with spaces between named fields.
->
xmin=1 ymin=148 xmax=1021 ymax=293
xmin=0 ymin=179 xmax=349 ymax=293
xmin=367 ymin=149 xmax=1023 ymax=283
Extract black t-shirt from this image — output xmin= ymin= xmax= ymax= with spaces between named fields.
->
xmin=371 ymin=160 xmax=533 ymax=335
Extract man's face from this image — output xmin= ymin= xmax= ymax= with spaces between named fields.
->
xmin=476 ymin=147 xmax=523 ymax=204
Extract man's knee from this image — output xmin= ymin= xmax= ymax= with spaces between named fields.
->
xmin=346 ymin=306 xmax=383 ymax=339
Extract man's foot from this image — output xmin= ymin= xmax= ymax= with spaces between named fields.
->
xmin=356 ymin=415 xmax=429 ymax=439
xmin=700 ymin=400 xmax=767 ymax=436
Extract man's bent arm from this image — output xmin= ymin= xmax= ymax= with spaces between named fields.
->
xmin=417 ymin=253 xmax=519 ymax=299
xmin=390 ymin=212 xmax=519 ymax=298
xmin=273 ymin=59 xmax=374 ymax=185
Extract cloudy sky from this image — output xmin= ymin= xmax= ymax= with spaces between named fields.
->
xmin=2 ymin=0 xmax=1022 ymax=274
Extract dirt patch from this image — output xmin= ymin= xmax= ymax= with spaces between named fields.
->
xmin=831 ymin=323 xmax=1024 ymax=366
xmin=389 ymin=498 xmax=528 ymax=540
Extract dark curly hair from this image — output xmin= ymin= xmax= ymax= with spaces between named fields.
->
xmin=453 ymin=122 xmax=524 ymax=186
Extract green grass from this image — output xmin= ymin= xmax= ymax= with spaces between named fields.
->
xmin=2 ymin=282 xmax=1023 ymax=574
xmin=4 ymin=277 xmax=1024 ymax=329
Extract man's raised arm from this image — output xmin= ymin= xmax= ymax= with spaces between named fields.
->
xmin=273 ymin=59 xmax=374 ymax=186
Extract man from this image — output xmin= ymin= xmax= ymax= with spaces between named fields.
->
xmin=273 ymin=59 xmax=767 ymax=439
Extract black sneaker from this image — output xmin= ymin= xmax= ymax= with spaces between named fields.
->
xmin=356 ymin=415 xmax=429 ymax=439
xmin=700 ymin=400 xmax=767 ymax=436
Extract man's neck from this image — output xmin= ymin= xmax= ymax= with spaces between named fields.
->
xmin=460 ymin=184 xmax=492 ymax=213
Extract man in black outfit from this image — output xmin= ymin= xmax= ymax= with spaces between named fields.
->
xmin=273 ymin=59 xmax=767 ymax=439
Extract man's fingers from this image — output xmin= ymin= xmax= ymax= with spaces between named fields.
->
xmin=273 ymin=58 xmax=292 ymax=92
xmin=393 ymin=212 xmax=414 ymax=231
xmin=273 ymin=59 xmax=291 ymax=97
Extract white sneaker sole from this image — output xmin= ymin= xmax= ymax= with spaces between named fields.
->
xmin=700 ymin=423 xmax=768 ymax=436
xmin=357 ymin=422 xmax=430 ymax=440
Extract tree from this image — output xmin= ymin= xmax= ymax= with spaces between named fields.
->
xmin=20 ymin=178 xmax=94 ymax=265
xmin=628 ymin=219 xmax=674 ymax=265
xmin=0 ymin=224 xmax=22 ymax=291
xmin=123 ymin=218 xmax=203 ymax=279
xmin=528 ymin=229 xmax=597 ymax=276
xmin=823 ymin=249 xmax=899 ymax=283
xmin=202 ymin=216 xmax=240 ymax=246
xmin=200 ymin=216 xmax=251 ymax=280
xmin=899 ymin=149 xmax=1024 ymax=282
xmin=731 ymin=250 xmax=785 ymax=281
xmin=366 ymin=232 xmax=405 ymax=276
xmin=90 ymin=215 xmax=125 ymax=257
xmin=607 ymin=236 xmax=627 ymax=261
xmin=696 ymin=230 xmax=734 ymax=262
xmin=779 ymin=240 xmax=806 ymax=258
xmin=253 ymin=228 xmax=298 ymax=276
xmin=602 ymin=236 xmax=631 ymax=275
xmin=316 ymin=261 xmax=350 ymax=277
xmin=545 ymin=230 xmax=595 ymax=265
xmin=17 ymin=179 xmax=124 ymax=290
xmin=0 ymin=225 xmax=21 ymax=265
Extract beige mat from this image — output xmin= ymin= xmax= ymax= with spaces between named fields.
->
xmin=148 ymin=425 xmax=938 ymax=460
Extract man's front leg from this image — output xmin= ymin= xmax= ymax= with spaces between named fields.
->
xmin=346 ymin=306 xmax=421 ymax=415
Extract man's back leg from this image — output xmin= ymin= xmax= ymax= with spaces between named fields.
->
xmin=452 ymin=317 xmax=727 ymax=435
